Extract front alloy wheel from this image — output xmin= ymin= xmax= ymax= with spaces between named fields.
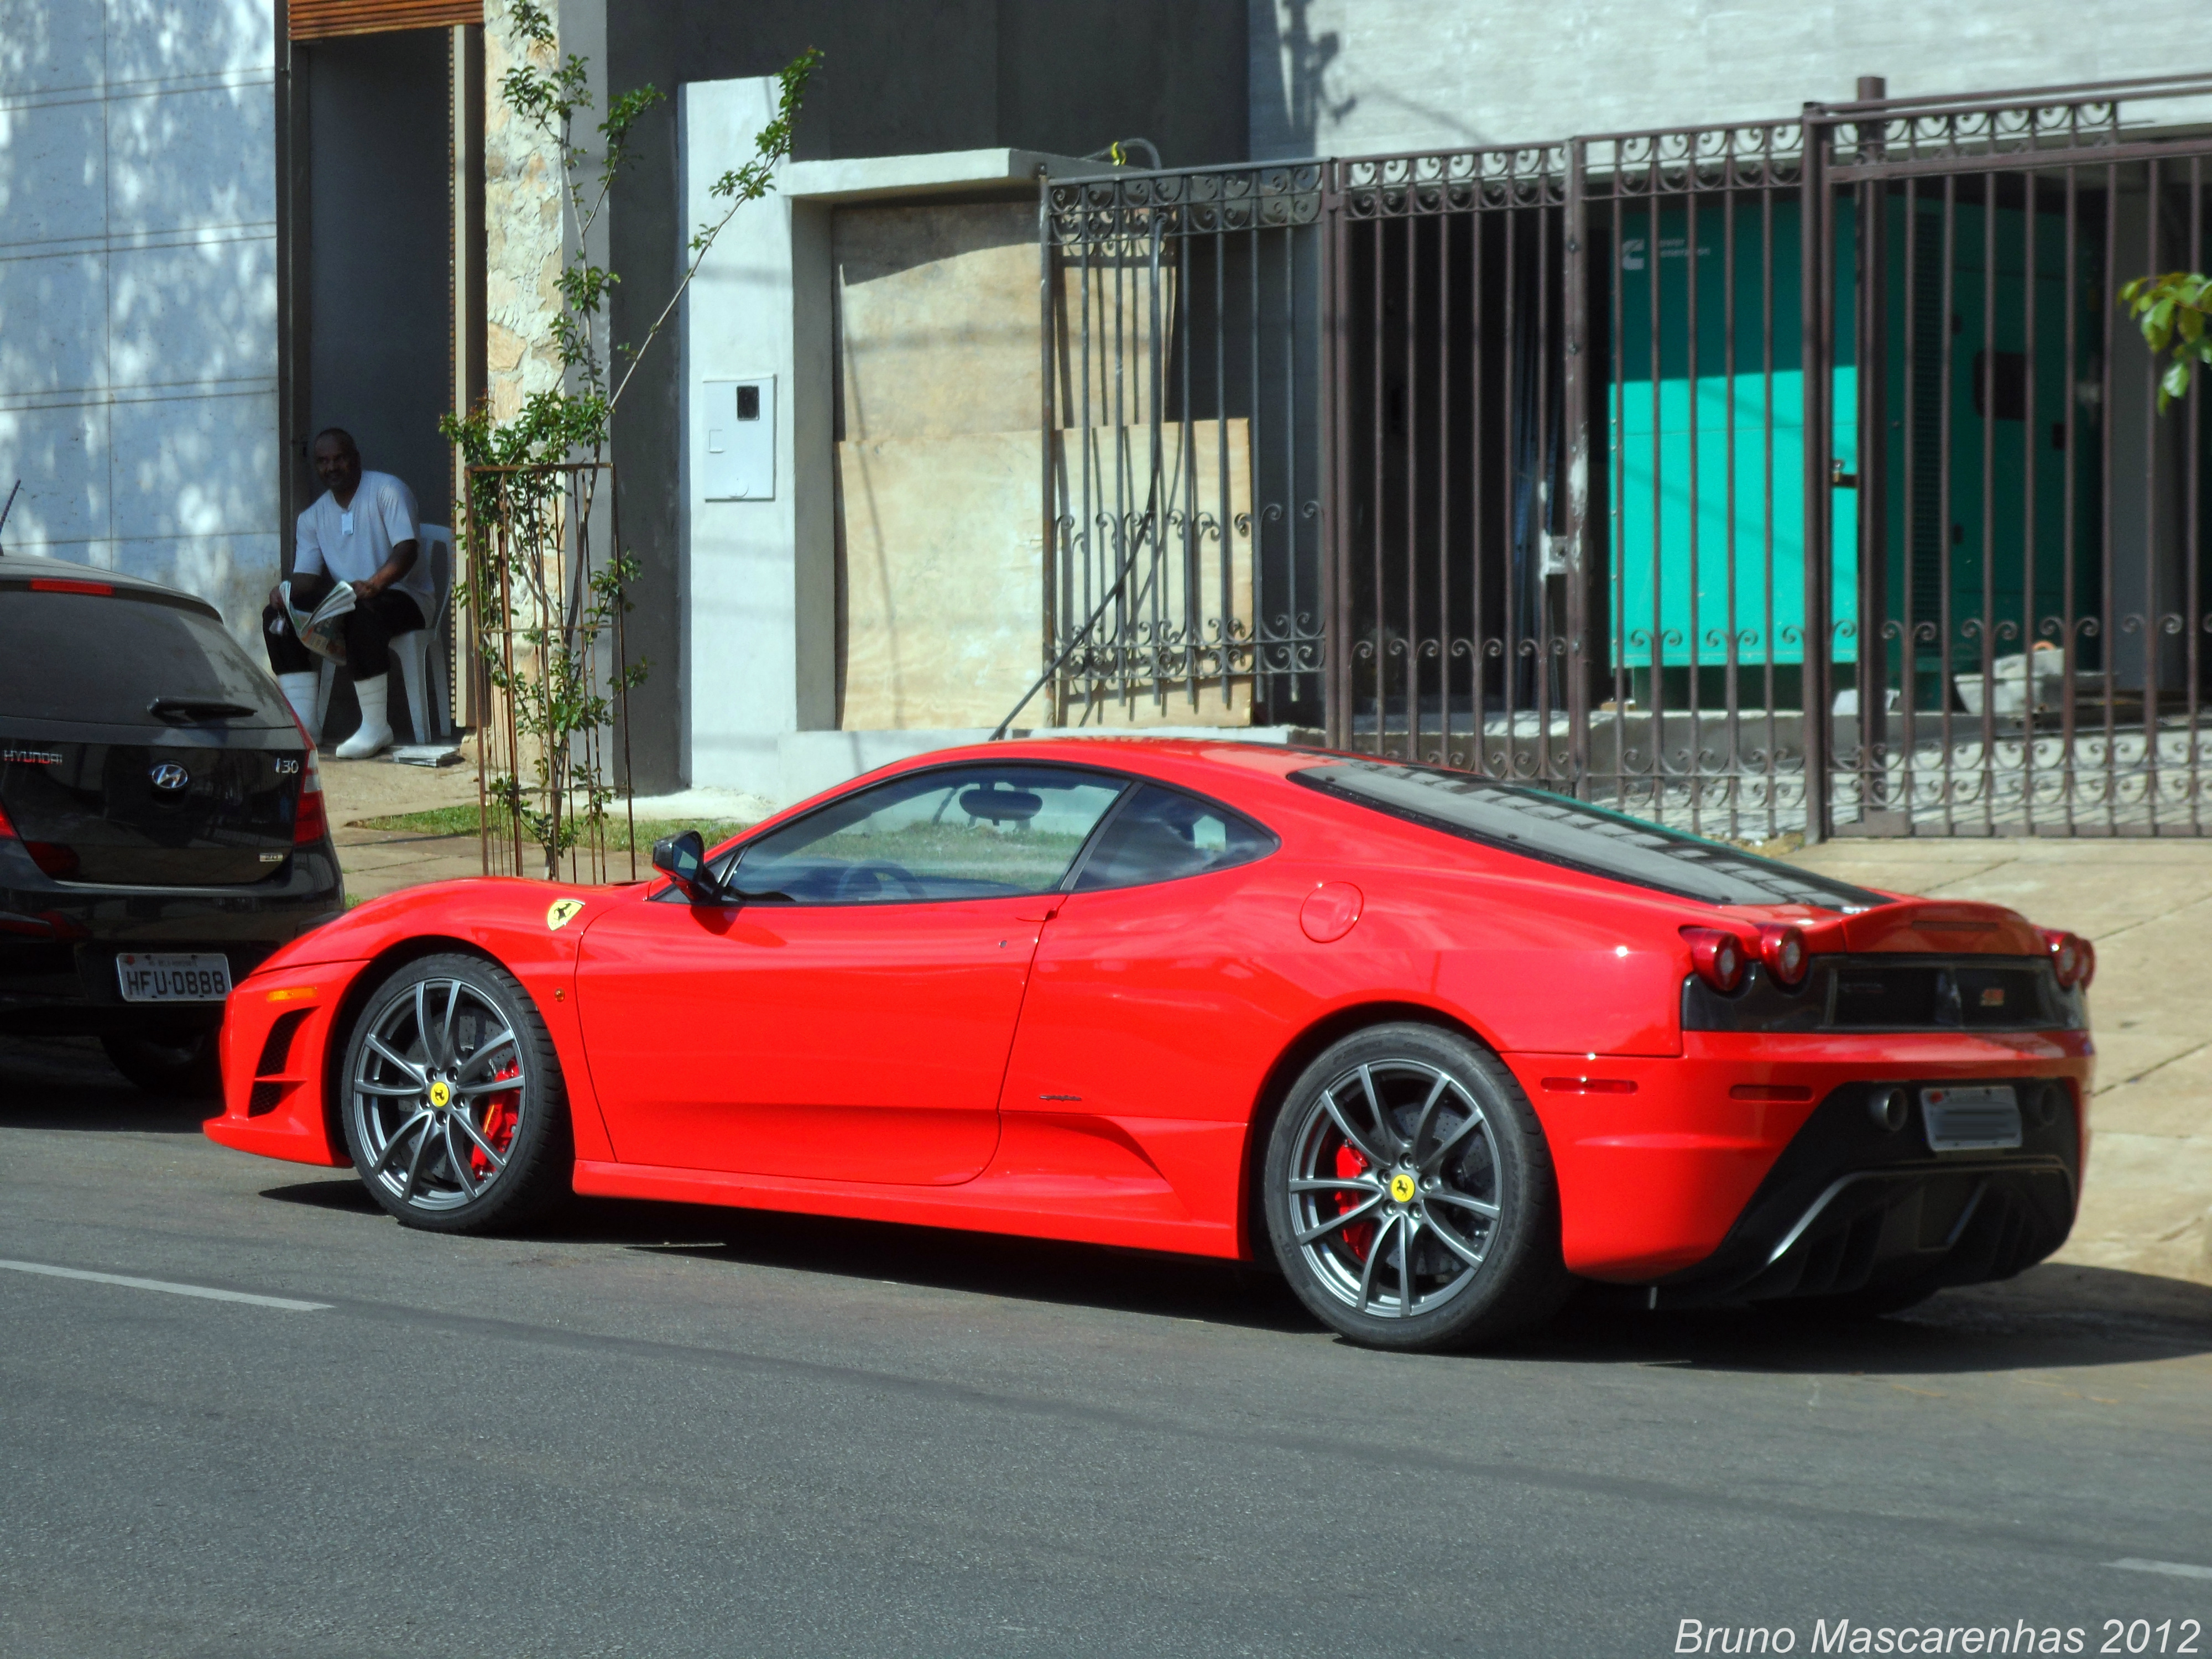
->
xmin=341 ymin=954 xmax=570 ymax=1231
xmin=1264 ymin=1024 xmax=1570 ymax=1351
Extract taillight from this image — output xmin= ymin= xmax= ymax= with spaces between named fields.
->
xmin=2041 ymin=927 xmax=2093 ymax=990
xmin=280 ymin=698 xmax=327 ymax=847
xmin=0 ymin=801 xmax=76 ymax=875
xmin=29 ymin=576 xmax=114 ymax=596
xmin=1756 ymin=922 xmax=1810 ymax=988
xmin=1682 ymin=926 xmax=1750 ymax=994
xmin=293 ymin=745 xmax=326 ymax=846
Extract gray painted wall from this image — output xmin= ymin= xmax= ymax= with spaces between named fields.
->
xmin=0 ymin=0 xmax=279 ymax=646
xmin=608 ymin=1 xmax=1250 ymax=791
xmin=1249 ymin=0 xmax=2212 ymax=160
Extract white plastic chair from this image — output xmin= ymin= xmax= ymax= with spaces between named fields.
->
xmin=313 ymin=523 xmax=455 ymax=744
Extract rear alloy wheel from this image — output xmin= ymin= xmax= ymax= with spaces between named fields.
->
xmin=1264 ymin=1023 xmax=1572 ymax=1352
xmin=100 ymin=1030 xmax=222 ymax=1099
xmin=340 ymin=953 xmax=571 ymax=1233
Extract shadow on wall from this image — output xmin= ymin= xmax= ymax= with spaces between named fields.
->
xmin=0 ymin=0 xmax=280 ymax=650
xmin=1246 ymin=0 xmax=1355 ymax=161
xmin=1248 ymin=0 xmax=1496 ymax=161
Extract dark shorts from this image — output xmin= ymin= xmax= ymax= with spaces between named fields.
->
xmin=263 ymin=586 xmax=426 ymax=685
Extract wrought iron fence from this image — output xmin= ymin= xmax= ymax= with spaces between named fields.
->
xmin=462 ymin=460 xmax=638 ymax=881
xmin=1046 ymin=72 xmax=2212 ymax=838
xmin=1041 ymin=162 xmax=1327 ymax=728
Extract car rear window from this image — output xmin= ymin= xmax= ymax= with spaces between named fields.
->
xmin=0 ymin=588 xmax=286 ymax=727
xmin=1071 ymin=783 xmax=1277 ymax=891
xmin=1292 ymin=759 xmax=1887 ymax=911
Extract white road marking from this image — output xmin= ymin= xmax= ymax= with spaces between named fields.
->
xmin=2110 ymin=1558 xmax=2212 ymax=1582
xmin=0 ymin=1259 xmax=330 ymax=1312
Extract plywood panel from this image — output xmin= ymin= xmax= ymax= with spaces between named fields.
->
xmin=835 ymin=200 xmax=1174 ymax=440
xmin=1053 ymin=417 xmax=1254 ymax=728
xmin=839 ymin=430 xmax=1044 ymax=731
xmin=837 ymin=419 xmax=1255 ymax=733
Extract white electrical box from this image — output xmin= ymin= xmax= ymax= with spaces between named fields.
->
xmin=698 ymin=376 xmax=774 ymax=500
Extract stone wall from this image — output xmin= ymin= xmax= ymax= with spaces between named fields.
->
xmin=482 ymin=0 xmax=564 ymax=425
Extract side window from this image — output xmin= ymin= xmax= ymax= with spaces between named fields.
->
xmin=728 ymin=765 xmax=1126 ymax=904
xmin=1072 ymin=784 xmax=1277 ymax=892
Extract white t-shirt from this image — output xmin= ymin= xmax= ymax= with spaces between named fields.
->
xmin=294 ymin=471 xmax=435 ymax=615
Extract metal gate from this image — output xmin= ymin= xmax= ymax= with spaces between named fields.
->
xmin=1045 ymin=74 xmax=2212 ymax=836
xmin=1040 ymin=162 xmax=1327 ymax=730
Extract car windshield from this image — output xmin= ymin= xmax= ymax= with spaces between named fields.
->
xmin=1292 ymin=759 xmax=1887 ymax=911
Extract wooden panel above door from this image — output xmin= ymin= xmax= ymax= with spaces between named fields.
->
xmin=288 ymin=0 xmax=481 ymax=40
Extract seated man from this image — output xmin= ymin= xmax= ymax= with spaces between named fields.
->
xmin=262 ymin=427 xmax=433 ymax=758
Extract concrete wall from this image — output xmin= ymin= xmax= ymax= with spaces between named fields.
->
xmin=607 ymin=0 xmax=1252 ymax=791
xmin=0 ymin=0 xmax=279 ymax=645
xmin=1249 ymin=0 xmax=2212 ymax=160
xmin=678 ymin=76 xmax=805 ymax=800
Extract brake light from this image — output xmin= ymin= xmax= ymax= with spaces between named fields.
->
xmin=2041 ymin=927 xmax=2093 ymax=990
xmin=1682 ymin=926 xmax=1749 ymax=994
xmin=1756 ymin=922 xmax=1810 ymax=987
xmin=279 ymin=697 xmax=327 ymax=847
xmin=293 ymin=746 xmax=326 ymax=845
xmin=0 ymin=801 xmax=76 ymax=875
xmin=29 ymin=577 xmax=114 ymax=596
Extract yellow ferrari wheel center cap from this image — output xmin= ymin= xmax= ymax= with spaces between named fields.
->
xmin=1389 ymin=1172 xmax=1417 ymax=1204
xmin=428 ymin=1080 xmax=452 ymax=1110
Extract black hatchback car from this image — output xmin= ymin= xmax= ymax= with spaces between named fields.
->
xmin=1 ymin=554 xmax=345 ymax=1094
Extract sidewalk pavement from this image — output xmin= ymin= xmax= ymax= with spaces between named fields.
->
xmin=1787 ymin=836 xmax=2212 ymax=1288
xmin=316 ymin=756 xmax=2211 ymax=1289
xmin=321 ymin=747 xmax=486 ymax=903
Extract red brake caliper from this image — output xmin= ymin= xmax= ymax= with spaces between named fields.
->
xmin=1334 ymin=1141 xmax=1376 ymax=1262
xmin=469 ymin=1061 xmax=522 ymax=1178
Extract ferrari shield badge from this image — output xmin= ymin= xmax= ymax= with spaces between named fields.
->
xmin=1389 ymin=1172 xmax=1417 ymax=1204
xmin=545 ymin=898 xmax=586 ymax=931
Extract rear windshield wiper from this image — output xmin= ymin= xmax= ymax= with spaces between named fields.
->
xmin=148 ymin=697 xmax=259 ymax=722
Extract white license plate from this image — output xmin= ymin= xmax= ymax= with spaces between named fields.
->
xmin=116 ymin=952 xmax=233 ymax=1004
xmin=1921 ymin=1084 xmax=2022 ymax=1152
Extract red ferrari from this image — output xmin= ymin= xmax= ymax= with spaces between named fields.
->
xmin=206 ymin=739 xmax=2094 ymax=1351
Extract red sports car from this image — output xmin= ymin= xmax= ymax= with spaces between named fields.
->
xmin=205 ymin=739 xmax=2094 ymax=1351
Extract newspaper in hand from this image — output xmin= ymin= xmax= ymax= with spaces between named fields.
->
xmin=280 ymin=578 xmax=356 ymax=664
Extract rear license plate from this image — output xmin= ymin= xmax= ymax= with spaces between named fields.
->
xmin=116 ymin=953 xmax=233 ymax=1004
xmin=1921 ymin=1084 xmax=2022 ymax=1152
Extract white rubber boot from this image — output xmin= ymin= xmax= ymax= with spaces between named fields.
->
xmin=335 ymin=674 xmax=393 ymax=759
xmin=275 ymin=671 xmax=321 ymax=743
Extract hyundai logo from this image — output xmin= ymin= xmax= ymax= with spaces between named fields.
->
xmin=149 ymin=761 xmax=191 ymax=793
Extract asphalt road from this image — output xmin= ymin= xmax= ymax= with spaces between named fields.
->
xmin=3 ymin=1032 xmax=2209 ymax=1659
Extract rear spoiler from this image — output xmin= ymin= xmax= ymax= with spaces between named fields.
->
xmin=1837 ymin=900 xmax=2043 ymax=957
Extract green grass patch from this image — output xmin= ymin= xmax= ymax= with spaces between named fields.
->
xmin=352 ymin=804 xmax=755 ymax=852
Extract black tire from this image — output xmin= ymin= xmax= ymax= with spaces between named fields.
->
xmin=338 ymin=953 xmax=572 ymax=1233
xmin=1262 ymin=1022 xmax=1573 ymax=1353
xmin=100 ymin=1029 xmax=222 ymax=1099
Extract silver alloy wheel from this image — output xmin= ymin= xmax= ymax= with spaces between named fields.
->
xmin=349 ymin=976 xmax=527 ymax=1213
xmin=1285 ymin=1059 xmax=1503 ymax=1319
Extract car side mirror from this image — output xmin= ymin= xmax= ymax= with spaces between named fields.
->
xmin=651 ymin=830 xmax=722 ymax=905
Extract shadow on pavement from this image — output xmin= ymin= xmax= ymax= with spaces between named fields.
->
xmin=1506 ymin=1264 xmax=2212 ymax=1376
xmin=249 ymin=1155 xmax=2212 ymax=1370
xmin=0 ymin=1034 xmax=215 ymax=1134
